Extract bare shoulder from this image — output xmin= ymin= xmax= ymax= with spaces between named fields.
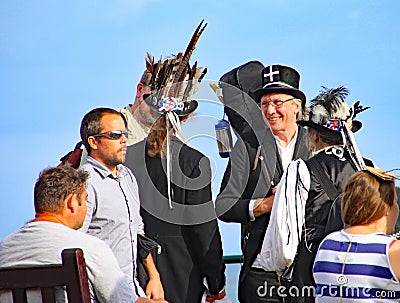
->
xmin=389 ymin=239 xmax=400 ymax=252
xmin=388 ymin=239 xmax=400 ymax=280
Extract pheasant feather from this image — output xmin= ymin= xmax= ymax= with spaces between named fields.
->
xmin=142 ymin=20 xmax=207 ymax=104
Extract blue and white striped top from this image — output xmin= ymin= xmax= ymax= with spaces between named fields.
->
xmin=313 ymin=230 xmax=400 ymax=302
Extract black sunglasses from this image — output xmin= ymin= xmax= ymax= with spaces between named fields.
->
xmin=92 ymin=130 xmax=128 ymax=140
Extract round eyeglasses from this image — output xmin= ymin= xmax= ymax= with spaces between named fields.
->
xmin=259 ymin=97 xmax=297 ymax=109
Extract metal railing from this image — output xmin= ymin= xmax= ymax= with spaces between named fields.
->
xmin=222 ymin=254 xmax=243 ymax=264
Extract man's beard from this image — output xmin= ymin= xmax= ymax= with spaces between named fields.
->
xmin=138 ymin=102 xmax=157 ymax=126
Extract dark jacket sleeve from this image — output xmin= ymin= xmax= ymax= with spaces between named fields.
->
xmin=183 ymin=156 xmax=226 ymax=295
xmin=215 ymin=137 xmax=263 ymax=224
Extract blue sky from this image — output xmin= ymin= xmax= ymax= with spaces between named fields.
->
xmin=1 ymin=1 xmax=399 ymax=257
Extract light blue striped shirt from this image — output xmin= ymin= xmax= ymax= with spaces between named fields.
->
xmin=313 ymin=230 xmax=400 ymax=302
xmin=80 ymin=156 xmax=144 ymax=295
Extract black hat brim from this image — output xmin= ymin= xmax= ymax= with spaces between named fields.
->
xmin=351 ymin=120 xmax=362 ymax=133
xmin=177 ymin=100 xmax=198 ymax=116
xmin=297 ymin=120 xmax=342 ymax=142
xmin=253 ymin=86 xmax=306 ymax=106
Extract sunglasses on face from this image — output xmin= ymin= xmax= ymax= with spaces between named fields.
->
xmin=92 ymin=130 xmax=128 ymax=140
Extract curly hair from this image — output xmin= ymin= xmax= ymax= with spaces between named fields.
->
xmin=34 ymin=165 xmax=89 ymax=214
xmin=146 ymin=114 xmax=189 ymax=157
xmin=146 ymin=115 xmax=170 ymax=157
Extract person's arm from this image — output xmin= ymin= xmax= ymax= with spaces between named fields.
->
xmin=129 ymin=168 xmax=164 ymax=299
xmin=252 ymin=189 xmax=276 ymax=218
xmin=79 ymin=181 xmax=96 ymax=233
xmin=185 ymin=217 xmax=226 ymax=297
xmin=216 ymin=139 xmax=270 ymax=224
xmin=88 ymin=237 xmax=169 ymax=303
xmin=185 ymin=157 xmax=226 ymax=297
xmin=143 ymin=252 xmax=164 ymax=300
xmin=388 ymin=240 xmax=400 ymax=280
xmin=86 ymin=238 xmax=139 ymax=303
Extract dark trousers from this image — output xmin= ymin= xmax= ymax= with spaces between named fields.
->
xmin=239 ymin=268 xmax=283 ymax=303
xmin=285 ymin=241 xmax=318 ymax=303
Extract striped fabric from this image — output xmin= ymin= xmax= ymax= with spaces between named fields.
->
xmin=313 ymin=230 xmax=400 ymax=302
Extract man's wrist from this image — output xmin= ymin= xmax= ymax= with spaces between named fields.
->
xmin=206 ymin=289 xmax=226 ymax=302
xmin=147 ymin=271 xmax=160 ymax=280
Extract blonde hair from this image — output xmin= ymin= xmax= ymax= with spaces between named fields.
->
xmin=341 ymin=171 xmax=395 ymax=226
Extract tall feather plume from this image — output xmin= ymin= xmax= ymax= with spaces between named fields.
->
xmin=168 ymin=20 xmax=207 ymax=97
xmin=145 ymin=52 xmax=159 ymax=92
xmin=162 ymin=54 xmax=183 ymax=98
xmin=176 ymin=20 xmax=207 ymax=84
xmin=145 ymin=52 xmax=155 ymax=75
xmin=143 ymin=20 xmax=207 ymax=103
xmin=158 ymin=56 xmax=179 ymax=98
xmin=181 ymin=61 xmax=197 ymax=101
xmin=198 ymin=67 xmax=207 ymax=82
xmin=147 ymin=55 xmax=163 ymax=96
xmin=352 ymin=100 xmax=370 ymax=118
xmin=185 ymin=66 xmax=207 ymax=101
xmin=309 ymin=86 xmax=351 ymax=125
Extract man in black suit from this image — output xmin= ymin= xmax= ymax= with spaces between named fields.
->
xmin=124 ymin=56 xmax=227 ymax=302
xmin=216 ymin=65 xmax=311 ymax=303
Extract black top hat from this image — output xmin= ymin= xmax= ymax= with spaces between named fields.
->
xmin=297 ymin=86 xmax=368 ymax=140
xmin=253 ymin=65 xmax=306 ymax=105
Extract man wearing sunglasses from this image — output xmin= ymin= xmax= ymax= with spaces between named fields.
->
xmin=59 ymin=67 xmax=158 ymax=168
xmin=79 ymin=107 xmax=164 ymax=301
xmin=216 ymin=65 xmax=311 ymax=303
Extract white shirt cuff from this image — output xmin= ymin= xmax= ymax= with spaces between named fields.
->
xmin=249 ymin=199 xmax=257 ymax=221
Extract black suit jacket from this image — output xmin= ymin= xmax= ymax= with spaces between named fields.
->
xmin=215 ymin=126 xmax=310 ymax=281
xmin=125 ymin=137 xmax=225 ymax=303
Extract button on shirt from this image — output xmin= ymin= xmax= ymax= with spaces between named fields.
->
xmin=80 ymin=156 xmax=144 ymax=294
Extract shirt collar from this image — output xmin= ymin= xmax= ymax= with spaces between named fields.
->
xmin=312 ymin=145 xmax=345 ymax=160
xmin=86 ymin=156 xmax=126 ymax=179
xmin=273 ymin=126 xmax=298 ymax=150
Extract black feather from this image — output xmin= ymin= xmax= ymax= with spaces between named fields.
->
xmin=310 ymin=86 xmax=350 ymax=116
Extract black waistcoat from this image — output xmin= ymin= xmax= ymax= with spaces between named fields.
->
xmin=304 ymin=147 xmax=357 ymax=242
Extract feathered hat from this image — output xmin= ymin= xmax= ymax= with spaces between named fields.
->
xmin=142 ymin=20 xmax=208 ymax=117
xmin=298 ymin=86 xmax=369 ymax=141
xmin=142 ymin=21 xmax=208 ymax=209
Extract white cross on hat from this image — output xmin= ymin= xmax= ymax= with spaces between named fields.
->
xmin=263 ymin=66 xmax=279 ymax=82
